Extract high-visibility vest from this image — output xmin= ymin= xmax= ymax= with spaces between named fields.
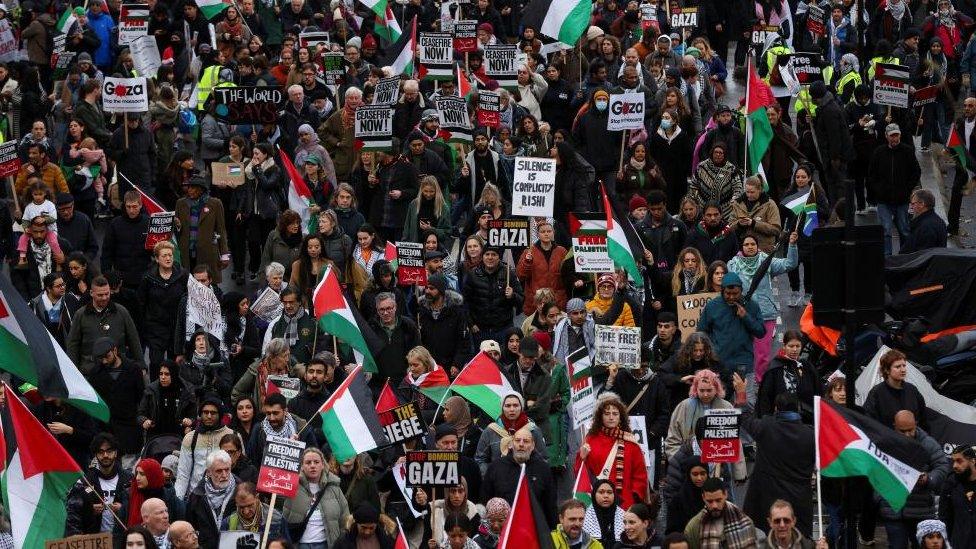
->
xmin=196 ymin=65 xmax=222 ymax=110
xmin=867 ymin=55 xmax=898 ymax=81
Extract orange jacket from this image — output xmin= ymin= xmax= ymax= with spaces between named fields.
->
xmin=516 ymin=243 xmax=569 ymax=315
xmin=15 ymin=162 xmax=68 ymax=199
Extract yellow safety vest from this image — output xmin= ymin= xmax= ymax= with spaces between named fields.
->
xmin=763 ymin=45 xmax=793 ymax=85
xmin=835 ymin=70 xmax=862 ymax=101
xmin=796 ymin=66 xmax=834 ymax=116
xmin=196 ymin=65 xmax=222 ymax=110
xmin=867 ymin=56 xmax=898 ymax=81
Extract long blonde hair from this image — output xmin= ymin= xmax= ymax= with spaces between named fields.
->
xmin=406 ymin=346 xmax=437 ymax=372
xmin=410 ymin=175 xmax=445 ymax=215
xmin=671 ymin=247 xmax=706 ymax=294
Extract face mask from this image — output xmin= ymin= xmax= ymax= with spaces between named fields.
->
xmin=595 ymin=100 xmax=608 ymax=111
xmin=660 ymin=118 xmax=674 ymax=130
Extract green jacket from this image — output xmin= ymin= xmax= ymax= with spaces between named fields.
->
xmin=281 ymin=471 xmax=349 ymax=545
xmin=265 ymin=311 xmax=324 ymax=364
xmin=551 ymin=526 xmax=603 ymax=549
xmin=402 ymin=199 xmax=452 ymax=245
xmin=73 ymin=99 xmax=112 ymax=147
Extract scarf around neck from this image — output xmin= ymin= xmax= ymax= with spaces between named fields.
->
xmin=261 ymin=414 xmax=297 ymax=440
xmin=204 ymin=475 xmax=237 ymax=518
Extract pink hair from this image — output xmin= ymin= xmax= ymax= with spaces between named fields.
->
xmin=688 ymin=369 xmax=726 ymax=399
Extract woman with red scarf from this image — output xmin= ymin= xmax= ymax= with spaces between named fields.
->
xmin=756 ymin=330 xmax=821 ymax=423
xmin=474 ymin=392 xmax=547 ymax=474
xmin=127 ymin=458 xmax=180 ymax=526
xmin=578 ymin=393 xmax=648 ymax=510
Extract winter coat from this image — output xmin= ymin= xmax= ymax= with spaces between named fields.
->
xmin=546 ymin=362 xmax=571 ymax=466
xmin=281 ymin=471 xmax=350 ymax=545
xmin=554 ymin=148 xmax=596 ymax=222
xmin=21 ymin=18 xmax=50 ymax=65
xmin=185 ymin=475 xmax=240 ymax=549
xmin=762 ymin=123 xmax=805 ymax=203
xmin=552 ymin=527 xmax=603 ymax=549
xmin=88 ymin=363 xmax=142 ymax=455
xmin=580 ymin=430 xmax=649 ymax=510
xmin=727 ymin=245 xmax=798 ymax=322
xmin=109 ymin=123 xmax=154 ymax=189
xmin=261 ymin=229 xmax=302 ymax=280
xmin=31 ymin=400 xmax=98 ymax=469
xmin=603 ymin=369 xmax=670 ymax=441
xmin=137 ymin=267 xmax=189 ymax=349
xmin=863 ymin=381 xmax=928 ymax=431
xmin=462 ymin=263 xmax=523 ymax=332
xmin=729 ymin=197 xmax=782 ymax=253
xmin=901 ymin=209 xmax=948 ymax=254
xmin=136 ymin=380 xmax=198 ymax=438
xmin=30 ymin=291 xmax=80 ymax=352
xmin=417 ymin=291 xmax=469 ymax=369
xmin=319 ymin=226 xmax=354 ymax=275
xmin=65 ymin=467 xmax=132 ymax=541
xmin=649 ymin=127 xmax=694 ymax=211
xmin=685 ymin=222 xmax=740 ymax=265
xmin=66 ymin=301 xmax=143 ymax=374
xmin=100 ymin=212 xmax=151 ymax=289
xmin=362 ymin=156 xmax=419 ymax=230
xmin=868 ymin=142 xmax=921 ymax=205
xmin=335 ymin=207 xmax=366 ymax=238
xmin=482 ymin=452 xmax=557 ymax=528
xmin=86 ymin=10 xmax=115 ymax=67
xmin=200 ymin=114 xmax=232 ymax=161
xmin=813 ymin=93 xmax=855 ymax=163
xmin=516 ymin=243 xmax=569 ymax=315
xmin=539 ymin=78 xmax=576 ymax=132
xmin=756 ymin=356 xmax=821 ymax=420
xmin=402 ymin=199 xmax=452 ymax=244
xmin=616 ymin=160 xmax=666 ymax=210
xmin=504 ymin=361 xmax=552 ymax=436
xmin=368 ymin=316 xmax=421 ymax=384
xmin=243 ymin=161 xmax=285 ymax=220
xmin=318 ymin=111 xmax=356 ymax=181
xmin=697 ymin=292 xmax=765 ymax=370
xmin=175 ymin=195 xmax=230 ymax=283
xmin=572 ymin=109 xmax=623 ymax=172
xmin=939 ymin=472 xmax=976 ymax=548
xmin=879 ymin=428 xmax=950 ymax=520
xmin=174 ymin=425 xmax=238 ymax=499
xmin=474 ymin=420 xmax=547 ymax=474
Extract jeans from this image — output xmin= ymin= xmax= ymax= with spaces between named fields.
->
xmin=877 ymin=202 xmax=910 ymax=255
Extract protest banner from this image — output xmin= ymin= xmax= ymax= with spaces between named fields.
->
xmin=0 ymin=141 xmax=20 ymax=177
xmin=374 ymin=76 xmax=401 ymax=106
xmin=487 ymin=219 xmax=530 ymax=250
xmin=187 ymin=275 xmax=226 ymax=341
xmin=267 ymin=375 xmax=301 ymax=400
xmin=419 ymin=32 xmax=453 ymax=80
xmin=129 ymin=35 xmax=162 ymax=78
xmin=322 ymin=52 xmax=345 ymax=86
xmin=250 ymin=287 xmax=283 ymax=323
xmin=641 ymin=3 xmax=659 ymax=32
xmin=629 ymin=415 xmax=655 ymax=482
xmin=751 ymin=24 xmax=781 ymax=47
xmin=257 ymin=435 xmax=306 ymax=498
xmin=873 ymin=63 xmax=910 ymax=108
xmin=379 ymin=402 xmax=428 ymax=444
xmin=0 ymin=19 xmax=17 ymax=62
xmin=51 ymin=33 xmax=76 ymax=80
xmin=102 ymin=77 xmax=149 ymax=113
xmin=453 ymin=20 xmax=478 ymax=52
xmin=571 ymin=214 xmax=611 ymax=273
xmin=511 ymin=157 xmax=556 ymax=217
xmin=299 ymin=31 xmax=330 ymax=49
xmin=395 ymin=241 xmax=427 ymax=285
xmin=145 ymin=211 xmax=175 ymax=250
xmin=786 ymin=52 xmax=825 ymax=84
xmin=212 ymin=86 xmax=285 ymax=124
xmin=484 ymin=44 xmax=518 ymax=89
xmin=701 ymin=409 xmax=741 ymax=463
xmin=354 ymin=105 xmax=394 ymax=151
xmin=405 ymin=451 xmax=460 ymax=486
xmin=608 ymin=92 xmax=645 ymax=131
xmin=119 ymin=2 xmax=150 ymax=45
xmin=676 ymin=292 xmax=719 ymax=341
xmin=211 ymin=162 xmax=245 ymax=187
xmin=435 ymin=96 xmax=472 ymax=143
xmin=219 ymin=532 xmax=260 ymax=549
xmin=806 ymin=3 xmax=826 ymax=35
xmin=477 ymin=90 xmax=501 ymax=127
xmin=594 ymin=325 xmax=642 ymax=368
xmin=45 ymin=533 xmax=113 ymax=549
xmin=912 ymin=85 xmax=940 ymax=108
xmin=669 ymin=6 xmax=698 ymax=28
xmin=567 ymin=347 xmax=595 ymax=430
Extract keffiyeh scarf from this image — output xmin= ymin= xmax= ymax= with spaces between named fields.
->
xmin=699 ymin=503 xmax=756 ymax=549
xmin=261 ymin=414 xmax=298 ymax=440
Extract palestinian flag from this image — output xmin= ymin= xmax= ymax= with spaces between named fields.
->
xmin=457 ymin=63 xmax=473 ymax=100
xmin=568 ymin=213 xmax=607 ymax=237
xmin=412 ymin=365 xmax=451 ymax=404
xmin=120 ymin=3 xmax=150 ymax=21
xmin=359 ymin=0 xmax=389 ymax=27
xmin=450 ymin=351 xmax=514 ymax=419
xmin=56 ymin=8 xmax=79 ymax=34
xmin=815 ymin=396 xmax=929 ymax=511
xmin=600 ymin=184 xmax=644 ymax=285
xmin=498 ymin=464 xmax=556 ymax=549
xmin=948 ymin=124 xmax=971 ymax=174
xmin=746 ymin=58 xmax=776 ymax=185
xmin=313 ymin=265 xmax=383 ymax=373
xmin=521 ymin=0 xmax=590 ymax=45
xmin=395 ymin=518 xmax=410 ymax=549
xmin=196 ymin=0 xmax=231 ymax=20
xmin=379 ymin=16 xmax=416 ymax=77
xmin=280 ymin=147 xmax=317 ymax=234
xmin=572 ymin=464 xmax=594 ymax=505
xmin=375 ymin=380 xmax=401 ymax=413
xmin=384 ymin=240 xmax=399 ymax=272
xmin=318 ymin=366 xmax=389 ymax=461
xmin=376 ymin=5 xmax=402 ymax=43
xmin=0 ymin=276 xmax=108 ymax=421
xmin=567 ymin=345 xmax=592 ymax=382
xmin=1 ymin=383 xmax=83 ymax=548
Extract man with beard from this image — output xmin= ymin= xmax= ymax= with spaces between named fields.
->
xmin=685 ymin=204 xmax=739 ymax=264
xmin=223 ymin=482 xmax=290 ymax=539
xmin=88 ymin=338 xmax=146 ymax=457
xmin=610 ymin=65 xmax=658 ymax=133
xmin=643 ymin=312 xmax=683 ymax=367
xmin=246 ymin=393 xmax=316 ymax=465
xmin=280 ymin=84 xmax=321 ymax=156
xmin=264 ymin=287 xmax=322 ymax=364
xmin=394 ymin=80 xmax=428 ymax=138
xmin=940 ymin=445 xmax=976 ymax=547
xmin=418 ymin=273 xmax=467 ymax=373
xmin=553 ymin=298 xmax=595 ymax=364
xmin=407 ymin=130 xmax=450 ymax=191
xmin=66 ymin=433 xmax=132 ymax=541
xmin=464 ymin=246 xmax=523 ymax=349
xmin=481 ymin=426 xmax=557 ymax=528
xmin=698 ymin=272 xmax=765 ymax=376
xmin=455 ymin=129 xmax=501 ymax=225
xmin=287 ymin=354 xmax=335 ymax=430
xmin=551 ymin=499 xmax=600 ymax=549
xmin=697 ymin=105 xmax=743 ymax=167
xmin=186 ymin=451 xmax=239 ymax=549
xmin=67 ymin=275 xmax=143 ymax=373
xmin=414 ymin=109 xmax=456 ymax=175
xmin=684 ymin=477 xmax=757 ymax=549
xmin=29 ymin=270 xmax=80 ymax=348
xmin=639 ymin=190 xmax=687 ymax=304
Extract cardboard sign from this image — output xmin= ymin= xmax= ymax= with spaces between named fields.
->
xmin=453 ymin=20 xmax=478 ymax=53
xmin=487 ymin=219 xmax=530 ymax=250
xmin=119 ymin=2 xmax=150 ymax=45
xmin=395 ymin=241 xmax=427 ymax=286
xmin=102 ymin=77 xmax=149 ymax=113
xmin=419 ymin=32 xmax=454 ymax=80
xmin=130 ymin=35 xmax=162 ymax=78
xmin=484 ymin=44 xmax=518 ymax=89
xmin=806 ymin=3 xmax=826 ymax=36
xmin=787 ymin=52 xmax=825 ymax=85
xmin=405 ymin=451 xmax=460 ymax=486
xmin=211 ymin=162 xmax=245 ymax=187
xmin=607 ymin=92 xmax=646 ymax=131
xmin=379 ymin=402 xmax=427 ymax=444
xmin=374 ymin=76 xmax=401 ymax=106
xmin=212 ymin=86 xmax=285 ymax=124
xmin=701 ymin=409 xmax=741 ymax=463
xmin=268 ymin=375 xmax=301 ymax=400
xmin=571 ymin=214 xmax=611 ymax=273
xmin=0 ymin=141 xmax=20 ymax=177
xmin=46 ymin=533 xmax=113 ymax=549
xmin=594 ymin=325 xmax=642 ymax=368
xmin=257 ymin=435 xmax=306 ymax=498
xmin=355 ymin=105 xmax=394 ymax=151
xmin=873 ymin=63 xmax=910 ymax=108
xmin=676 ymin=292 xmax=719 ymax=342
xmin=435 ymin=96 xmax=472 ymax=143
xmin=322 ymin=52 xmax=345 ymax=86
xmin=299 ymin=31 xmax=330 ymax=49
xmin=145 ymin=211 xmax=175 ymax=250
xmin=669 ymin=6 xmax=698 ymax=28
xmin=477 ymin=90 xmax=501 ymax=127
xmin=250 ymin=287 xmax=283 ymax=323
xmin=219 ymin=532 xmax=261 ymax=549
xmin=912 ymin=85 xmax=940 ymax=108
xmin=512 ymin=157 xmax=556 ymax=217
xmin=629 ymin=415 xmax=655 ymax=482
xmin=568 ymin=346 xmax=595 ymax=430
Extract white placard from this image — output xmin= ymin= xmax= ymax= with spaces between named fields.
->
xmin=629 ymin=415 xmax=655 ymax=483
xmin=0 ymin=19 xmax=17 ymax=62
xmin=187 ymin=275 xmax=226 ymax=342
xmin=250 ymin=287 xmax=283 ymax=323
xmin=607 ymin=92 xmax=646 ymax=131
xmin=219 ymin=531 xmax=260 ymax=549
xmin=511 ymin=157 xmax=555 ymax=217
xmin=129 ymin=35 xmax=161 ymax=78
xmin=594 ymin=325 xmax=642 ymax=368
xmin=119 ymin=2 xmax=150 ymax=45
xmin=102 ymin=77 xmax=149 ymax=113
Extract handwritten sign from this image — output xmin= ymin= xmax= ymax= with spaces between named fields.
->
xmin=701 ymin=409 xmax=741 ymax=463
xmin=0 ymin=141 xmax=20 ymax=177
xmin=46 ymin=533 xmax=113 ymax=549
xmin=487 ymin=219 xmax=529 ymax=250
xmin=395 ymin=241 xmax=427 ymax=286
xmin=806 ymin=3 xmax=826 ymax=36
xmin=379 ymin=402 xmax=427 ymax=444
xmin=322 ymin=52 xmax=345 ymax=86
xmin=129 ymin=35 xmax=161 ymax=78
xmin=102 ymin=77 xmax=149 ymax=113
xmin=0 ymin=19 xmax=17 ymax=62
xmin=145 ymin=211 xmax=175 ymax=250
xmin=212 ymin=86 xmax=285 ymax=124
xmin=405 ymin=451 xmax=460 ymax=487
xmin=453 ymin=20 xmax=478 ymax=53
xmin=512 ymin=157 xmax=556 ymax=217
xmin=257 ymin=435 xmax=306 ymax=498
xmin=212 ymin=162 xmax=245 ymax=188
xmin=477 ymin=90 xmax=501 ymax=127
xmin=187 ymin=275 xmax=226 ymax=341
xmin=250 ymin=287 xmax=283 ymax=323
xmin=594 ymin=325 xmax=642 ymax=368
xmin=676 ymin=292 xmax=719 ymax=342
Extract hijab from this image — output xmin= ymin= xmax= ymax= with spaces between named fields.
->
xmin=127 ymin=458 xmax=166 ymax=526
xmin=444 ymin=396 xmax=473 ymax=437
xmin=591 ymin=479 xmax=622 ymax=542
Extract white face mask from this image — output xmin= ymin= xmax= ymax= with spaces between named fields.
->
xmin=595 ymin=100 xmax=608 ymax=111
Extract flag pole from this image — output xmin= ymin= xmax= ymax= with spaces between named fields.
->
xmin=744 ymin=57 xmax=751 ymax=184
xmin=814 ymin=396 xmax=825 ymax=541
xmin=260 ymin=493 xmax=278 ymax=549
xmin=81 ymin=475 xmax=128 ymax=529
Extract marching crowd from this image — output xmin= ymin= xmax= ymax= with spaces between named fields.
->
xmin=0 ymin=0 xmax=972 ymax=548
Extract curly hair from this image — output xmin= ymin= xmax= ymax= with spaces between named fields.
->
xmin=586 ymin=393 xmax=632 ymax=438
xmin=674 ymin=332 xmax=721 ymax=374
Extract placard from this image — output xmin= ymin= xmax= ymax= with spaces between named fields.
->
xmin=219 ymin=532 xmax=261 ymax=549
xmin=322 ymin=52 xmax=345 ymax=86
xmin=250 ymin=286 xmax=283 ymax=323
xmin=594 ymin=325 xmax=642 ymax=368
xmin=0 ymin=19 xmax=17 ymax=62
xmin=211 ymin=162 xmax=245 ymax=187
xmin=405 ymin=451 xmax=460 ymax=486
xmin=571 ymin=214 xmax=611 ymax=273
xmin=669 ymin=6 xmax=698 ymax=28
xmin=486 ymin=219 xmax=530 ymax=250
xmin=187 ymin=275 xmax=226 ymax=341
xmin=512 ymin=157 xmax=556 ymax=216
xmin=873 ymin=63 xmax=910 ymax=108
xmin=130 ymin=35 xmax=161 ymax=78
xmin=787 ymin=52 xmax=824 ymax=85
xmin=212 ymin=86 xmax=285 ymax=124
xmin=354 ymin=105 xmax=394 ymax=151
xmin=379 ymin=402 xmax=427 ymax=444
xmin=435 ymin=96 xmax=472 ymax=143
xmin=751 ymin=24 xmax=780 ymax=47
xmin=484 ymin=44 xmax=518 ymax=89
xmin=629 ymin=415 xmax=655 ymax=482
xmin=256 ymin=435 xmax=306 ymax=498
xmin=701 ymin=409 xmax=741 ymax=463
xmin=373 ymin=76 xmax=401 ymax=106
xmin=419 ymin=32 xmax=453 ymax=80
xmin=912 ymin=85 xmax=940 ymax=108
xmin=607 ymin=92 xmax=645 ymax=131
xmin=676 ymin=292 xmax=719 ymax=341
xmin=145 ymin=211 xmax=175 ymax=250
xmin=395 ymin=241 xmax=427 ymax=285
xmin=477 ymin=90 xmax=501 ymax=127
xmin=102 ymin=77 xmax=149 ymax=113
xmin=299 ymin=31 xmax=331 ymax=49
xmin=440 ymin=0 xmax=456 ymax=33
xmin=268 ymin=375 xmax=301 ymax=400
xmin=568 ymin=347 xmax=595 ymax=430
xmin=45 ymin=533 xmax=113 ymax=549
xmin=641 ymin=3 xmax=659 ymax=32
xmin=453 ymin=20 xmax=478 ymax=53
xmin=0 ymin=141 xmax=20 ymax=177
xmin=51 ymin=33 xmax=75 ymax=80
xmin=806 ymin=4 xmax=826 ymax=36
xmin=119 ymin=2 xmax=149 ymax=45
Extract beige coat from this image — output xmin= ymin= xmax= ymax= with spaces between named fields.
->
xmin=730 ymin=197 xmax=782 ymax=253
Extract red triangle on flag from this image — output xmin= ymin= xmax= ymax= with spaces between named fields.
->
xmin=375 ymin=380 xmax=401 ymax=413
xmin=3 ymin=381 xmax=81 ymax=478
xmin=746 ymin=59 xmax=777 ymax=114
xmin=498 ymin=464 xmax=554 ymax=549
xmin=312 ymin=265 xmax=346 ymax=318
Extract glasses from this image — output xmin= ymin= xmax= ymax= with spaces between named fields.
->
xmin=96 ymin=447 xmax=117 ymax=455
xmin=771 ymin=518 xmax=793 ymax=525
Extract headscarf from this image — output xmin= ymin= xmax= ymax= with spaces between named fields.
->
xmin=497 ymin=392 xmax=529 ymax=455
xmin=127 ymin=458 xmax=166 ymax=526
xmin=916 ymin=520 xmax=951 ymax=548
xmin=479 ymin=497 xmax=511 ymax=540
xmin=443 ymin=396 xmax=473 ymax=437
xmin=587 ymin=479 xmax=623 ymax=542
xmin=841 ymin=53 xmax=860 ymax=76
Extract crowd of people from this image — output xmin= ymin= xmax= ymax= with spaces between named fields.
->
xmin=0 ymin=0 xmax=972 ymax=547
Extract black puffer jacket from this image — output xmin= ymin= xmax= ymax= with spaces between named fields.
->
xmin=417 ymin=290 xmax=468 ymax=369
xmin=241 ymin=161 xmax=285 ymax=220
xmin=867 ymin=142 xmax=922 ymax=205
xmin=462 ymin=263 xmax=524 ymax=332
xmin=101 ymin=212 xmax=152 ymax=289
xmin=137 ymin=378 xmax=198 ymax=438
xmin=137 ymin=267 xmax=189 ymax=348
xmin=319 ymin=225 xmax=354 ymax=276
xmin=553 ymin=143 xmax=595 ymax=223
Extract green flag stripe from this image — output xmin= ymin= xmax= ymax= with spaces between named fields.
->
xmin=320 ymin=408 xmax=357 ymax=461
xmin=822 ymin=448 xmax=910 ymax=510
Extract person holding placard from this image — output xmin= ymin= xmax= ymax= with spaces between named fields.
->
xmin=516 ymin=220 xmax=568 ymax=315
xmin=578 ymin=393 xmax=648 ymax=510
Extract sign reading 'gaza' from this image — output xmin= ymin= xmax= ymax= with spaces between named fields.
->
xmin=405 ymin=451 xmax=459 ymax=486
xmin=212 ymin=87 xmax=286 ymax=124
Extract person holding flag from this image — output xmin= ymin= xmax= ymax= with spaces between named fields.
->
xmin=780 ymin=164 xmax=829 ymax=308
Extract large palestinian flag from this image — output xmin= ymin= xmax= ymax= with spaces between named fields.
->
xmin=521 ymin=0 xmax=589 ymax=45
xmin=497 ymin=464 xmax=555 ymax=549
xmin=600 ymin=183 xmax=644 ymax=285
xmin=319 ymin=366 xmax=389 ymax=461
xmin=815 ymin=396 xmax=929 ymax=510
xmin=412 ymin=365 xmax=451 ymax=404
xmin=312 ymin=265 xmax=383 ymax=373
xmin=450 ymin=351 xmax=514 ymax=419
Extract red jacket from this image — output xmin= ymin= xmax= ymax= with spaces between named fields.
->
xmin=516 ymin=243 xmax=568 ymax=315
xmin=580 ymin=431 xmax=648 ymax=510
